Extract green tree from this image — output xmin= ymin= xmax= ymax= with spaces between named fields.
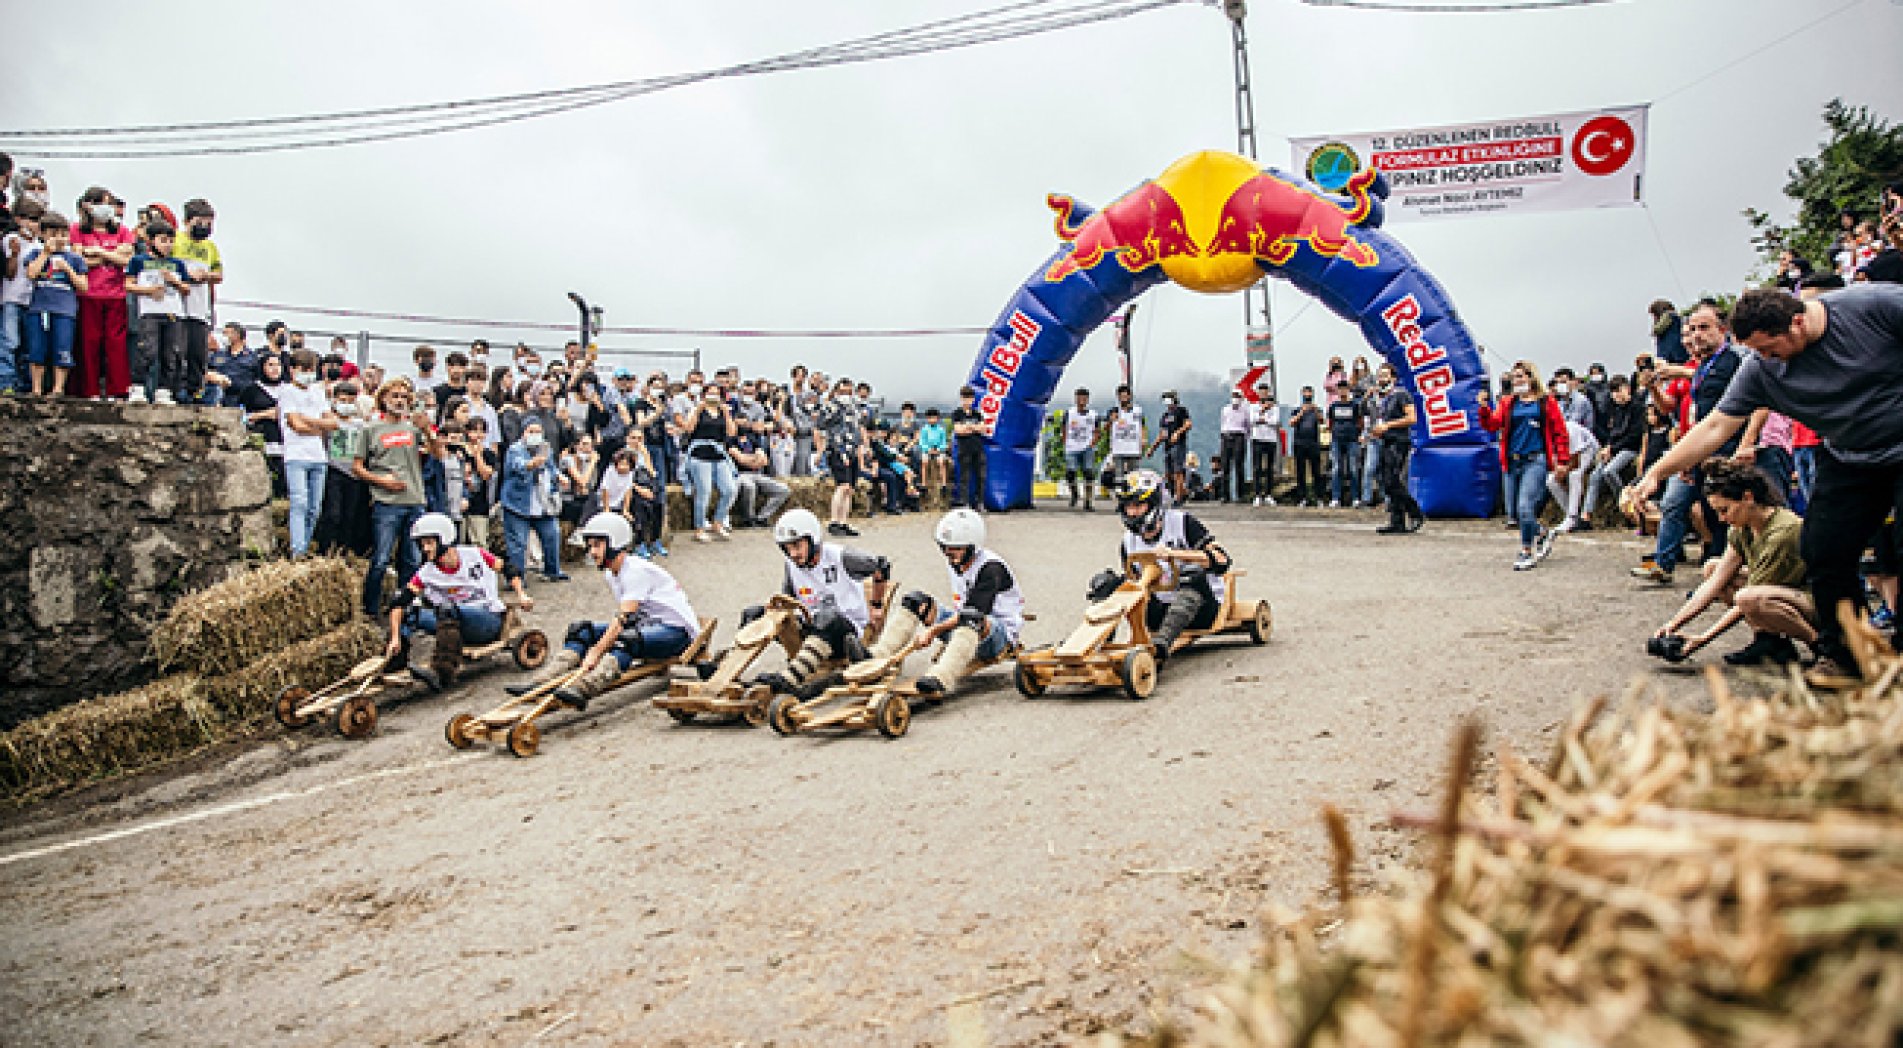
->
xmin=1743 ymin=99 xmax=1903 ymax=275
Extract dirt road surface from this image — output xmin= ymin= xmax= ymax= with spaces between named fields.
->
xmin=1 ymin=506 xmax=1695 ymax=1046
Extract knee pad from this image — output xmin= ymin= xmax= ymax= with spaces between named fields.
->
xmin=900 ymin=590 xmax=936 ymax=621
xmin=955 ymin=605 xmax=988 ymax=632
xmin=564 ymin=621 xmax=599 ymax=646
xmin=739 ymin=604 xmax=766 ymax=628
xmin=1087 ymin=569 xmax=1124 ymax=602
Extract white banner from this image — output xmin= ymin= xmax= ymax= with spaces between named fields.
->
xmin=1291 ymin=104 xmax=1648 ymax=222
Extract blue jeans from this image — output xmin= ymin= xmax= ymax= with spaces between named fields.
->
xmin=1360 ymin=439 xmax=1381 ymax=504
xmin=1652 ymin=475 xmax=1697 ymax=572
xmin=1793 ymin=446 xmax=1818 ymax=510
xmin=0 ymin=302 xmax=21 ymax=391
xmin=646 ymin=440 xmax=675 ymax=486
xmin=1330 ymin=439 xmax=1360 ymax=504
xmin=563 ymin=620 xmax=693 ymax=669
xmin=1504 ymin=454 xmax=1547 ymax=549
xmin=403 ymin=604 xmax=505 ymax=645
xmin=933 ymin=607 xmax=1013 ymax=661
xmin=285 ymin=459 xmax=328 ymax=557
xmin=685 ymin=452 xmax=737 ymax=530
xmin=22 ymin=311 xmax=75 ymax=369
xmin=503 ymin=508 xmax=564 ymax=581
xmin=365 ymin=503 xmax=424 ymax=617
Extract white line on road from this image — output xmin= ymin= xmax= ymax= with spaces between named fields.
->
xmin=0 ymin=752 xmax=482 ymax=870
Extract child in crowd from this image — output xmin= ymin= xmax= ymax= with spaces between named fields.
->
xmin=2 ymin=200 xmax=45 ymax=393
xmin=459 ymin=416 xmax=497 ymax=548
xmin=918 ymin=406 xmax=949 ymax=499
xmin=21 ymin=212 xmax=89 ymax=398
xmin=124 ymin=221 xmax=195 ymax=404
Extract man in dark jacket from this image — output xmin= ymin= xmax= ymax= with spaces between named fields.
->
xmin=1588 ymin=375 xmax=1644 ymax=524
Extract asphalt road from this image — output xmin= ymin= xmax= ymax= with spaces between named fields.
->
xmin=0 ymin=504 xmax=1696 ymax=1047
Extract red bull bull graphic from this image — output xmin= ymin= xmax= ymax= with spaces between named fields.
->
xmin=966 ymin=149 xmax=1498 ymax=516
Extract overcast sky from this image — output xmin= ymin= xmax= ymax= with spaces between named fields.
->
xmin=5 ymin=0 xmax=1900 ymax=402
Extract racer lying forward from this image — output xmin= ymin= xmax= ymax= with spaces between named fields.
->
xmin=847 ymin=508 xmax=1026 ymax=697
xmin=507 ymin=512 xmax=701 ymax=709
xmin=1091 ymin=470 xmax=1233 ymax=662
xmin=384 ymin=512 xmax=534 ymax=691
xmin=751 ymin=508 xmax=894 ymax=698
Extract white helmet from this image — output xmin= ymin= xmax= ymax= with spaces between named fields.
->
xmin=579 ymin=512 xmax=634 ymax=554
xmin=410 ymin=512 xmax=458 ymax=550
xmin=934 ymin=508 xmax=985 ymax=549
xmin=773 ymin=508 xmax=824 ymax=547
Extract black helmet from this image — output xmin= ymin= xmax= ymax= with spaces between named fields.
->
xmin=1116 ymin=469 xmax=1169 ymax=536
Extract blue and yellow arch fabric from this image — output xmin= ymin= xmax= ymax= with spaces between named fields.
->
xmin=965 ymin=149 xmax=1498 ymax=516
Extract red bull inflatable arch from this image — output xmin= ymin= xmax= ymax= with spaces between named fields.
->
xmin=965 ymin=149 xmax=1499 ymax=516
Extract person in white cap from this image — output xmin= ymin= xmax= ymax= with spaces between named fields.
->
xmin=383 ymin=512 xmax=533 ymax=690
xmin=508 ymin=512 xmax=700 ymax=709
xmin=750 ymin=508 xmax=895 ymax=698
xmin=847 ymin=508 xmax=1026 ymax=697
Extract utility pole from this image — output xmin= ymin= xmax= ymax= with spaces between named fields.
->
xmin=1224 ymin=0 xmax=1277 ymax=402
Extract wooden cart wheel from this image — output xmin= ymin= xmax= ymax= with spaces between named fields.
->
xmin=1247 ymin=601 xmax=1273 ymax=645
xmin=665 ymin=707 xmax=697 ymax=724
xmin=445 ymin=713 xmax=478 ymax=750
xmin=337 ymin=695 xmax=379 ymax=739
xmin=873 ymin=694 xmax=912 ymax=739
xmin=767 ymin=695 xmax=801 ymax=737
xmin=1120 ymin=648 xmax=1158 ymax=701
xmin=506 ymin=719 xmax=541 ymax=758
xmin=742 ymin=685 xmax=771 ymax=728
xmin=275 ymin=686 xmax=314 ymax=729
xmin=513 ymin=630 xmax=550 ymax=670
xmin=1013 ymin=656 xmax=1048 ymax=698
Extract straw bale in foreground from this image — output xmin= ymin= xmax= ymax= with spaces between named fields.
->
xmin=147 ymin=555 xmax=360 ymax=676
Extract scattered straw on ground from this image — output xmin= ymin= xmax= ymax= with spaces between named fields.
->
xmin=148 ymin=555 xmax=361 ymax=676
xmin=1109 ymin=614 xmax=1903 ymax=1048
xmin=2 ymin=620 xmax=382 ymax=800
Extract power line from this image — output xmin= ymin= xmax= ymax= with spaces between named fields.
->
xmin=219 ymin=298 xmax=990 ymax=339
xmin=6 ymin=0 xmax=1191 ymax=159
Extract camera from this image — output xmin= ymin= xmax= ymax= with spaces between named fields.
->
xmin=1645 ymin=634 xmax=1688 ymax=663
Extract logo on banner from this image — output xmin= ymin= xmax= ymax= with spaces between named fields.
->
xmin=1304 ymin=141 xmax=1361 ymax=192
xmin=1571 ymin=115 xmax=1635 ymax=177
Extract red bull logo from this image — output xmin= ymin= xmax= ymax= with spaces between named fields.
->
xmin=1380 ymin=295 xmax=1469 ymax=438
xmin=1042 ymin=151 xmax=1381 ymax=293
xmin=975 ymin=310 xmax=1039 ymax=436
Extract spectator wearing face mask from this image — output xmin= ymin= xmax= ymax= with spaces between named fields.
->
xmin=70 ymin=187 xmax=136 ymax=399
xmin=20 ymin=209 xmax=88 ymax=397
xmin=278 ymin=350 xmax=340 ymax=558
xmin=1325 ymin=383 xmax=1363 ymax=508
xmin=1546 ymin=419 xmax=1600 ymax=534
xmin=0 ymin=199 xmax=41 ymax=393
xmin=1369 ymin=363 xmax=1424 ymax=535
xmin=241 ymin=352 xmax=290 ymax=498
xmin=632 ymin=376 xmax=675 ymax=485
xmin=1148 ymin=389 xmax=1193 ymax=504
xmin=412 ymin=344 xmax=439 ymax=389
xmin=1591 ymin=375 xmax=1645 ymax=521
xmin=315 ymin=380 xmax=374 ymax=557
xmin=1481 ymin=360 xmax=1570 ymax=571
xmin=171 ymin=200 xmax=222 ymax=403
xmin=1285 ymin=387 xmax=1323 ymax=508
xmin=1248 ymin=385 xmax=1278 ymax=507
xmin=1582 ymin=363 xmax=1614 ymax=442
xmin=499 ymin=418 xmax=570 ymax=585
xmin=1218 ymin=389 xmax=1252 ymax=504
xmin=1549 ymin=368 xmax=1596 ymax=433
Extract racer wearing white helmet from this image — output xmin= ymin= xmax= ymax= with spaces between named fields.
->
xmin=385 ymin=513 xmax=531 ymax=691
xmin=849 ymin=508 xmax=1025 ymax=697
xmin=752 ymin=508 xmax=893 ymax=697
xmin=1096 ymin=469 xmax=1231 ymax=662
xmin=513 ymin=512 xmax=702 ymax=710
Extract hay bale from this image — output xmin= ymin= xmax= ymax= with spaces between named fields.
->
xmin=148 ymin=555 xmax=360 ymax=676
xmin=0 ymin=676 xmax=218 ymax=797
xmin=202 ymin=619 xmax=384 ymax=720
xmin=1112 ymin=624 xmax=1903 ymax=1048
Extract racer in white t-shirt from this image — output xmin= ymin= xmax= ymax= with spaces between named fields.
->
xmin=751 ymin=508 xmax=894 ymax=698
xmin=509 ymin=513 xmax=702 ymax=709
xmin=384 ymin=513 xmax=533 ymax=690
xmin=1092 ymin=470 xmax=1232 ymax=661
xmin=848 ymin=508 xmax=1027 ymax=698
xmin=1057 ymin=387 xmax=1104 ymax=511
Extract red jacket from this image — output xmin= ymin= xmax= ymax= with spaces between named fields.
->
xmin=1481 ymin=394 xmax=1570 ymax=471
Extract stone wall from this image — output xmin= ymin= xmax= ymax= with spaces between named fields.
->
xmin=0 ymin=399 xmax=274 ymax=729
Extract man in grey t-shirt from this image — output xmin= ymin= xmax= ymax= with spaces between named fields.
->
xmin=1628 ymin=284 xmax=1903 ymax=681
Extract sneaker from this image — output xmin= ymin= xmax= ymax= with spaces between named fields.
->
xmin=1723 ymin=633 xmax=1801 ymax=667
xmin=1574 ymin=519 xmax=1594 ymax=532
xmin=1556 ymin=517 xmax=1578 ymax=534
xmin=1513 ymin=552 xmax=1535 ymax=571
xmin=714 ymin=522 xmax=733 ymax=540
xmin=1374 ymin=522 xmax=1407 ymax=535
xmin=1407 ymin=512 xmax=1425 ymax=533
xmin=1353 ymin=500 xmax=1366 ymax=509
xmin=1329 ymin=500 xmax=1341 ymax=509
xmin=126 ymin=388 xmax=148 ymax=404
xmin=153 ymin=389 xmax=175 ymax=405
xmin=1534 ymin=528 xmax=1556 ymax=562
xmin=1265 ymin=496 xmax=1277 ymax=507
xmin=1629 ymin=562 xmax=1674 ymax=584
xmin=1504 ymin=518 xmax=1519 ymax=530
xmin=695 ymin=529 xmax=715 ymax=543
xmin=1805 ymin=654 xmax=1861 ymax=689
xmin=1252 ymin=496 xmax=1263 ymax=507
xmin=653 ymin=541 xmax=670 ymax=557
